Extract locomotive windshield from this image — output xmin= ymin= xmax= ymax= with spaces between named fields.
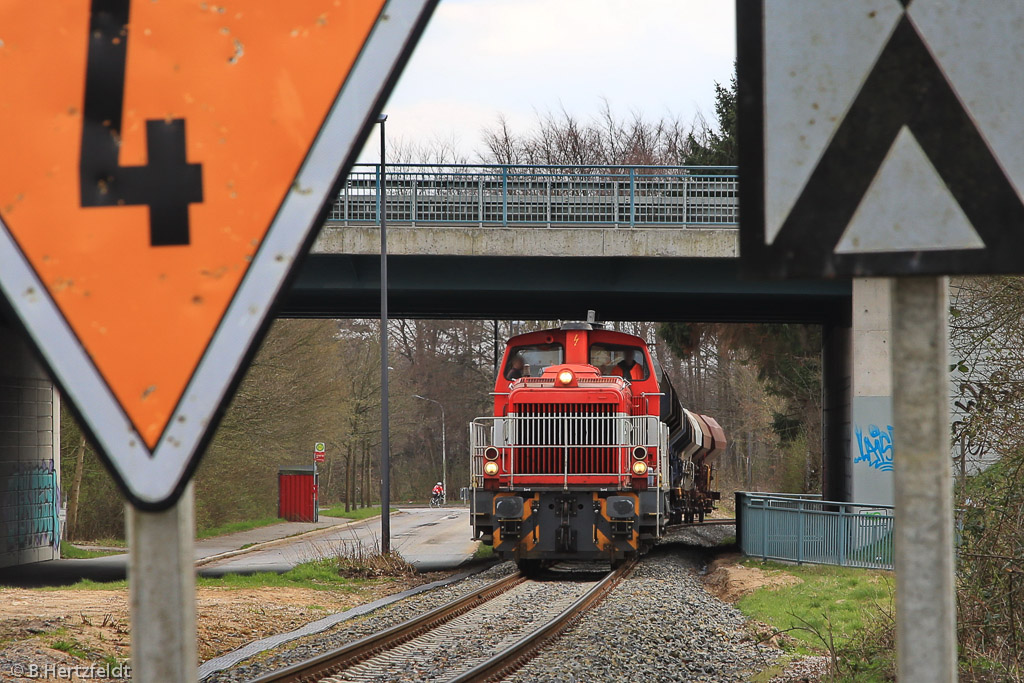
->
xmin=503 ymin=343 xmax=563 ymax=380
xmin=589 ymin=343 xmax=649 ymax=380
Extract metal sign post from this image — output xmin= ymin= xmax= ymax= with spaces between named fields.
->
xmin=379 ymin=114 xmax=391 ymax=554
xmin=414 ymin=394 xmax=447 ymax=504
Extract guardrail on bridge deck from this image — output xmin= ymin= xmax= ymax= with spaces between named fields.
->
xmin=736 ymin=492 xmax=894 ymax=571
xmin=329 ymin=163 xmax=739 ymax=229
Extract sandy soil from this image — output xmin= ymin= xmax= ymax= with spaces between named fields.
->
xmin=0 ymin=575 xmax=439 ymax=680
xmin=701 ymin=554 xmax=834 ymax=682
xmin=701 ymin=552 xmax=803 ymax=603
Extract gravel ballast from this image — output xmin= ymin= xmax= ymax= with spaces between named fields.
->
xmin=506 ymin=548 xmax=774 ymax=682
xmin=203 ymin=562 xmax=519 ymax=683
xmin=206 ymin=530 xmax=780 ymax=682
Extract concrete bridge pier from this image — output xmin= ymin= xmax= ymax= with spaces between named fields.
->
xmin=823 ymin=279 xmax=896 ymax=505
xmin=0 ymin=321 xmax=61 ymax=567
xmin=849 ymin=278 xmax=895 ymax=505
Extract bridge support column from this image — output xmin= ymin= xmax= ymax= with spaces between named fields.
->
xmin=0 ymin=321 xmax=61 ymax=567
xmin=849 ymin=278 xmax=894 ymax=505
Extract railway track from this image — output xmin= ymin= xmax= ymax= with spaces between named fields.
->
xmin=679 ymin=517 xmax=736 ymax=527
xmin=250 ymin=563 xmax=633 ymax=683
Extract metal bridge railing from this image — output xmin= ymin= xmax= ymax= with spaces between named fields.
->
xmin=328 ymin=163 xmax=739 ymax=228
xmin=737 ymin=492 xmax=894 ymax=570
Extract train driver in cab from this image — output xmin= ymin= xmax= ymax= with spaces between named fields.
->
xmin=506 ymin=354 xmax=526 ymax=380
xmin=612 ymin=349 xmax=645 ymax=380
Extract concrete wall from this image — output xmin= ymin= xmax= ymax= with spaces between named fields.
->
xmin=313 ymin=224 xmax=739 ymax=258
xmin=850 ymin=278 xmax=895 ymax=506
xmin=0 ymin=323 xmax=61 ymax=567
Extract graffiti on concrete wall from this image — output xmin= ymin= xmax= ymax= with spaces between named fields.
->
xmin=854 ymin=424 xmax=894 ymax=472
xmin=0 ymin=459 xmax=61 ymax=553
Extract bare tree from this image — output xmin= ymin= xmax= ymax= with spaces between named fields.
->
xmin=480 ymin=103 xmax=698 ymax=168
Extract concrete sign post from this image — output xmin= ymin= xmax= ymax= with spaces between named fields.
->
xmin=739 ymin=3 xmax=1024 ymax=679
xmin=127 ymin=484 xmax=197 ymax=682
xmin=892 ymin=278 xmax=957 ymax=679
xmin=0 ymin=2 xmax=437 ymax=680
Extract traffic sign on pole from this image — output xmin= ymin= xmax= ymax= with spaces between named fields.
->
xmin=314 ymin=442 xmax=326 ymax=464
xmin=736 ymin=4 xmax=995 ymax=680
xmin=0 ymin=1 xmax=438 ymax=509
xmin=738 ymin=1 xmax=1024 ymax=279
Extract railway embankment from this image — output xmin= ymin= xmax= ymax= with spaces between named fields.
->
xmin=0 ymin=517 xmax=891 ymax=682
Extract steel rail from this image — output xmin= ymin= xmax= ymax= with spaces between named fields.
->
xmin=679 ymin=518 xmax=736 ymax=527
xmin=249 ymin=572 xmax=525 ymax=683
xmin=448 ymin=561 xmax=635 ymax=683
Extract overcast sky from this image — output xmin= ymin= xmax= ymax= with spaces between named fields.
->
xmin=357 ymin=0 xmax=736 ymax=163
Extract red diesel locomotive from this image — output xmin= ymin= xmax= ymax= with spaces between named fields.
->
xmin=469 ymin=321 xmax=726 ymax=571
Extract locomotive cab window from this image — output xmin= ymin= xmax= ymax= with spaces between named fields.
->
xmin=589 ymin=343 xmax=648 ymax=380
xmin=503 ymin=343 xmax=564 ymax=380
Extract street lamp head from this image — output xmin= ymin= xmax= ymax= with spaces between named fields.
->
xmin=377 ymin=113 xmax=388 ymax=123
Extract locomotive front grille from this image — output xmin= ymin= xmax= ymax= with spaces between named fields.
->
xmin=509 ymin=403 xmax=624 ymax=475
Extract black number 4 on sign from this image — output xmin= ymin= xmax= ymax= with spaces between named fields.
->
xmin=79 ymin=0 xmax=203 ymax=247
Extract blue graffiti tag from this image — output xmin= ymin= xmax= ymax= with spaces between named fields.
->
xmin=854 ymin=424 xmax=894 ymax=471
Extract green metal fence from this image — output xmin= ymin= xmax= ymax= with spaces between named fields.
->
xmin=737 ymin=492 xmax=894 ymax=570
xmin=330 ymin=163 xmax=739 ymax=228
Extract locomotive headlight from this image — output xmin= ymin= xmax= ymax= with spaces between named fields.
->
xmin=632 ymin=446 xmax=647 ymax=460
xmin=484 ymin=446 xmax=499 ymax=461
xmin=631 ymin=460 xmax=648 ymax=476
xmin=483 ymin=461 xmax=500 ymax=476
xmin=557 ymin=369 xmax=574 ymax=386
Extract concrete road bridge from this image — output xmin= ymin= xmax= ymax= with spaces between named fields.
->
xmin=2 ymin=163 xmax=891 ymax=569
xmin=289 ymin=163 xmax=848 ymax=323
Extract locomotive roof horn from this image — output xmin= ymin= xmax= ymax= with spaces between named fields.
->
xmin=560 ymin=309 xmax=606 ymax=331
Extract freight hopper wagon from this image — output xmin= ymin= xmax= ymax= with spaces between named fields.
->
xmin=469 ymin=322 xmax=726 ymax=572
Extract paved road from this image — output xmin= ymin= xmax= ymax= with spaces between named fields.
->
xmin=0 ymin=507 xmax=477 ymax=586
xmin=199 ymin=507 xmax=477 ymax=575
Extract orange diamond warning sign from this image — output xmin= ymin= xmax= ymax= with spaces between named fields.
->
xmin=0 ymin=1 xmax=437 ymax=508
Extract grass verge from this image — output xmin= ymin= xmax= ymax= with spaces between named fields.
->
xmin=735 ymin=560 xmax=895 ymax=681
xmin=35 ymin=563 xmax=381 ymax=593
xmin=36 ymin=578 xmax=127 ymax=591
xmin=319 ymin=505 xmax=395 ymax=521
xmin=39 ymin=543 xmax=417 ymax=592
xmin=66 ymin=517 xmax=287 ymax=549
xmin=60 ymin=541 xmax=122 ymax=559
xmin=197 ymin=516 xmax=284 ymax=539
xmin=196 ymin=560 xmax=389 ymax=590
xmin=472 ymin=542 xmax=495 ymax=561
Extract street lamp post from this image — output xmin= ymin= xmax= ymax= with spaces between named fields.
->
xmin=378 ymin=113 xmax=390 ymax=553
xmin=413 ymin=394 xmax=446 ymax=504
